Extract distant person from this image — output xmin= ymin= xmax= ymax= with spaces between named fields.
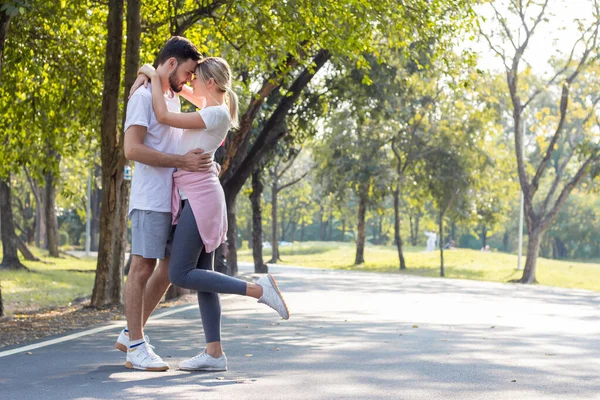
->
xmin=444 ymin=239 xmax=456 ymax=250
xmin=425 ymin=231 xmax=437 ymax=252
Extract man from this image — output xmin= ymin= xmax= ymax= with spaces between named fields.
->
xmin=116 ymin=36 xmax=208 ymax=371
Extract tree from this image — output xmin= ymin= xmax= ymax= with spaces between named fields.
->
xmin=8 ymin=169 xmax=41 ymax=261
xmin=0 ymin=2 xmax=26 ymax=270
xmin=0 ymin=178 xmax=27 ymax=270
xmin=211 ymin=0 xmax=476 ymax=274
xmin=91 ymin=0 xmax=127 ymax=307
xmin=315 ymin=108 xmax=390 ymax=265
xmin=267 ymin=150 xmax=309 ymax=263
xmin=2 ymin=0 xmax=105 ymax=268
xmin=481 ymin=0 xmax=600 ymax=283
xmin=389 ymin=65 xmax=445 ymax=269
xmin=250 ymin=167 xmax=268 ymax=273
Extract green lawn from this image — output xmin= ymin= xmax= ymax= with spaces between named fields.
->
xmin=0 ymin=249 xmax=97 ymax=315
xmin=238 ymin=241 xmax=600 ymax=292
xmin=2 ymin=241 xmax=598 ymax=316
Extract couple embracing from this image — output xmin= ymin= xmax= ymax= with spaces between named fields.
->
xmin=116 ymin=36 xmax=289 ymax=372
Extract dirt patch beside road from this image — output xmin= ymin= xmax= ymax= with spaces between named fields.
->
xmin=0 ymin=294 xmax=197 ymax=349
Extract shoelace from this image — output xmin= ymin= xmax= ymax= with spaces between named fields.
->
xmin=191 ymin=350 xmax=208 ymax=360
xmin=143 ymin=344 xmax=161 ymax=361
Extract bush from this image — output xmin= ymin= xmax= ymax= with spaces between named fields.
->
xmin=59 ymin=230 xmax=70 ymax=246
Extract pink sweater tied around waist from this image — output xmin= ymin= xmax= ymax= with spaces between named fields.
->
xmin=171 ymin=163 xmax=227 ymax=253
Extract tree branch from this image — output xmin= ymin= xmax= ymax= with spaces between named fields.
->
xmin=542 ymin=152 xmax=599 ymax=229
xmin=279 ymin=170 xmax=310 ymax=192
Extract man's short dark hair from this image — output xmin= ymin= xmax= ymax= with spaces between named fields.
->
xmin=155 ymin=36 xmax=202 ymax=66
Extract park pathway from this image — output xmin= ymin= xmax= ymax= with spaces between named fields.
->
xmin=1 ymin=262 xmax=599 ymax=399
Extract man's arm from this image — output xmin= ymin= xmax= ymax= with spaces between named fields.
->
xmin=124 ymin=125 xmax=212 ymax=171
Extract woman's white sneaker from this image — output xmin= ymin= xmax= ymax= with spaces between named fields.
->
xmin=178 ymin=350 xmax=227 ymax=371
xmin=256 ymin=274 xmax=290 ymax=320
xmin=125 ymin=342 xmax=169 ymax=371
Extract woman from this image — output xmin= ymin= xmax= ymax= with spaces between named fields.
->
xmin=134 ymin=57 xmax=289 ymax=372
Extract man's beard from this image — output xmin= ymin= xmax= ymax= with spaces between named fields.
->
xmin=168 ymin=70 xmax=184 ymax=93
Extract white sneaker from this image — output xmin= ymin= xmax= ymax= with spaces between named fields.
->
xmin=125 ymin=342 xmax=170 ymax=371
xmin=115 ymin=329 xmax=150 ymax=353
xmin=178 ymin=350 xmax=227 ymax=372
xmin=256 ymin=274 xmax=290 ymax=320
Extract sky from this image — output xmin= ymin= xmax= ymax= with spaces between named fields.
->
xmin=473 ymin=0 xmax=597 ymax=76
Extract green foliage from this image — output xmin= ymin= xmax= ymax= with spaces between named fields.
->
xmin=0 ymin=0 xmax=104 ymax=180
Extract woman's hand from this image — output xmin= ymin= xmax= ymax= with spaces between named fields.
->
xmin=129 ymin=74 xmax=149 ymax=98
xmin=129 ymin=64 xmax=159 ymax=98
xmin=138 ymin=63 xmax=157 ymax=79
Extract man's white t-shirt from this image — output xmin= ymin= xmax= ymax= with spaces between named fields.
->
xmin=125 ymin=84 xmax=182 ymax=214
xmin=176 ymin=104 xmax=231 ymax=200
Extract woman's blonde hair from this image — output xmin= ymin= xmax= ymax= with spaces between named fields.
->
xmin=196 ymin=57 xmax=239 ymax=129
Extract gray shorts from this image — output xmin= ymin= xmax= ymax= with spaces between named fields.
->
xmin=130 ymin=209 xmax=174 ymax=260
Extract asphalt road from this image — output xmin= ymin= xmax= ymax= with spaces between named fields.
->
xmin=1 ymin=262 xmax=599 ymax=399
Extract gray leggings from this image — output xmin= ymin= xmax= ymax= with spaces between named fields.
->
xmin=169 ymin=200 xmax=247 ymax=343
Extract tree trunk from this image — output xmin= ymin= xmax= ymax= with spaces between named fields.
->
xmin=319 ymin=207 xmax=327 ymax=240
xmin=26 ymin=172 xmax=46 ymax=249
xmin=17 ymin=236 xmax=40 ymax=261
xmin=408 ymin=215 xmax=414 ymax=246
xmin=91 ymin=0 xmax=126 ymax=307
xmin=91 ymin=166 xmax=102 ymax=251
xmin=328 ymin=213 xmax=333 ymax=241
xmin=0 ymin=8 xmax=11 ymax=77
xmin=553 ymin=237 xmax=567 ymax=259
xmin=280 ymin=206 xmax=286 ymax=242
xmin=519 ymin=227 xmax=543 ymax=284
xmin=393 ymin=186 xmax=406 ymax=270
xmin=269 ymin=184 xmax=279 ymax=263
xmin=0 ymin=282 xmax=3 ymax=317
xmin=0 ymin=178 xmax=28 ymax=270
xmin=415 ymin=214 xmax=420 ymax=246
xmin=341 ymin=219 xmax=346 ymax=242
xmin=35 ymin=190 xmax=46 ymax=248
xmin=164 ymin=285 xmax=190 ymax=300
xmin=503 ymin=231 xmax=510 ymax=252
xmin=214 ymin=244 xmax=228 ymax=274
xmin=23 ymin=192 xmax=35 ymax=244
xmin=290 ymin=221 xmax=297 ymax=242
xmin=44 ymin=168 xmax=60 ymax=257
xmin=354 ymin=183 xmax=368 ymax=265
xmin=300 ymin=221 xmax=305 ymax=242
xmin=225 ymin=198 xmax=239 ymax=276
xmin=409 ymin=213 xmax=420 ymax=246
xmin=439 ymin=211 xmax=445 ymax=277
xmin=251 ymin=169 xmax=267 ymax=273
xmin=481 ymin=226 xmax=487 ymax=249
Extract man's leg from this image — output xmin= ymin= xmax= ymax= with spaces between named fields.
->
xmin=141 ymin=257 xmax=171 ymax=326
xmin=125 ymin=255 xmax=156 ymax=341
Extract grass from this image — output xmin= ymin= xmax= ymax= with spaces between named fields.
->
xmin=0 ymin=248 xmax=97 ymax=315
xmin=2 ymin=241 xmax=599 ymax=316
xmin=238 ymin=241 xmax=600 ymax=292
